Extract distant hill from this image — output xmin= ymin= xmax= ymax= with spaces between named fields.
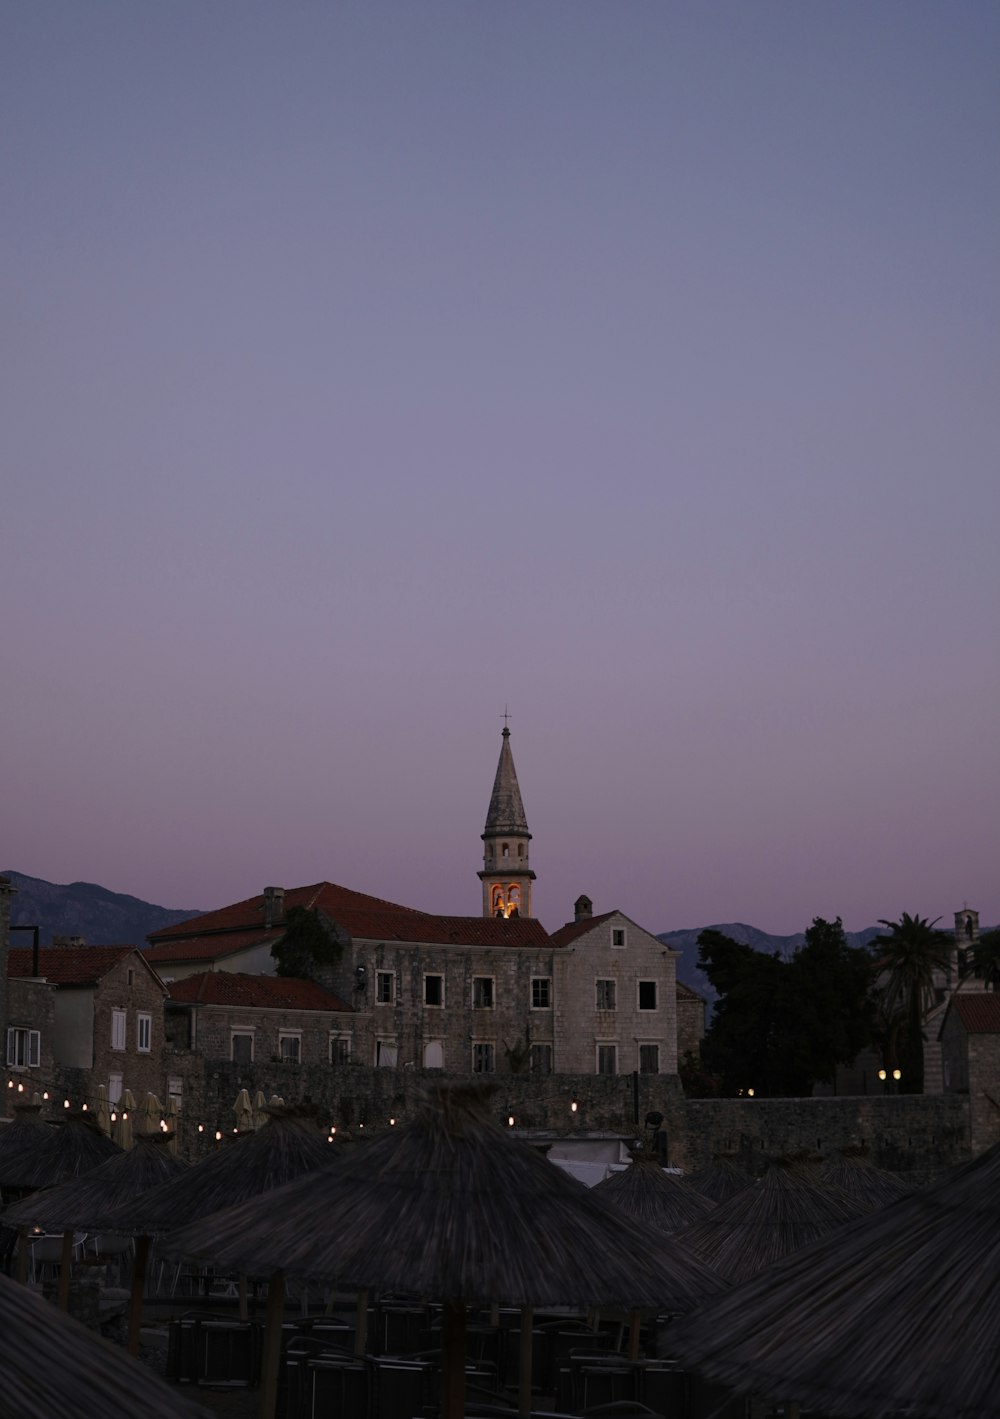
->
xmin=2 ymin=871 xmax=203 ymax=947
xmin=658 ymin=921 xmax=882 ymax=1006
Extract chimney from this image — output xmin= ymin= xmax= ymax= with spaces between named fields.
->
xmin=52 ymin=935 xmax=86 ymax=949
xmin=263 ymin=887 xmax=285 ymax=929
xmin=574 ymin=894 xmax=593 ymax=923
xmin=0 ymin=875 xmax=17 ymax=1055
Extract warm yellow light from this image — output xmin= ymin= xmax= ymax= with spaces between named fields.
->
xmin=747 ymin=1088 xmax=755 ymax=1097
xmin=389 ymin=1117 xmax=396 ymax=1126
xmin=197 ymin=1124 xmax=204 ymax=1133
xmin=892 ymin=1069 xmax=901 ymax=1081
xmin=17 ymin=1082 xmax=24 ymax=1093
xmin=42 ymin=1091 xmax=49 ymax=1100
xmin=64 ymin=1099 xmax=71 ymax=1108
xmin=82 ymin=1102 xmax=88 ymax=1110
xmin=111 ymin=1112 xmax=117 ymax=1122
xmin=508 ymin=1115 xmax=515 ymax=1127
xmin=330 ymin=1126 xmax=336 ymax=1134
xmin=122 ymin=1111 xmax=128 ymax=1120
xmin=7 ymin=1081 xmax=12 ymax=1089
xmin=215 ymin=1130 xmax=222 ymax=1141
xmin=878 ymin=1069 xmax=887 ymax=1081
xmin=570 ymin=1100 xmax=578 ymax=1113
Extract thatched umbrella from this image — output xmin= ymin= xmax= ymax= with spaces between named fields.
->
xmin=674 ymin=1161 xmax=866 ymax=1284
xmin=685 ymin=1156 xmax=754 ymax=1204
xmin=667 ymin=1141 xmax=1000 ymax=1419
xmin=0 ymin=1267 xmax=212 ymax=1418
xmin=141 ymin=1092 xmax=164 ymax=1136
xmin=95 ymin=1083 xmax=112 ymax=1137
xmin=818 ymin=1150 xmax=911 ymax=1211
xmin=3 ymin=1131 xmax=187 ymax=1341
xmin=0 ymin=1101 xmax=54 ymax=1175
xmin=594 ymin=1150 xmax=718 ymax=1234
xmin=163 ymin=1084 xmax=725 ymax=1419
xmin=233 ymin=1089 xmax=254 ymax=1132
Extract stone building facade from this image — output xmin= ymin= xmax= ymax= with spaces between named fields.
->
xmin=939 ymin=991 xmax=1000 ymax=1155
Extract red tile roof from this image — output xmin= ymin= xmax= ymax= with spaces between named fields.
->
xmin=167 ymin=972 xmax=351 ymax=1012
xmin=143 ymin=928 xmax=281 ymax=965
xmin=549 ymin=913 xmax=618 ymax=948
xmin=954 ymin=993 xmax=1000 ymax=1033
xmin=148 ymin=881 xmax=430 ymax=943
xmin=7 ymin=945 xmax=147 ymax=987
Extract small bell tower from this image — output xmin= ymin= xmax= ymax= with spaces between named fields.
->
xmin=479 ymin=726 xmax=535 ymax=918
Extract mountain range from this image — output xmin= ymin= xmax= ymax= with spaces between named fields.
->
xmin=3 ymin=871 xmax=882 ymax=1004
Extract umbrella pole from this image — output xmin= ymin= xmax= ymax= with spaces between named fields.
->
xmin=57 ymin=1229 xmax=75 ymax=1311
xmin=239 ymin=1273 xmax=249 ymax=1322
xmin=258 ymin=1269 xmax=285 ymax=1419
xmin=354 ymin=1287 xmax=369 ymax=1357
xmin=628 ymin=1307 xmax=642 ymax=1361
xmin=127 ymin=1235 xmax=151 ymax=1355
xmin=518 ymin=1304 xmax=534 ymax=1417
xmin=442 ymin=1302 xmax=466 ymax=1419
xmin=15 ymin=1226 xmax=30 ymax=1285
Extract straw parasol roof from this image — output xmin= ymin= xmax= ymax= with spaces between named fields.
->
xmin=115 ymin=1089 xmax=136 ymax=1150
xmin=163 ymin=1084 xmax=724 ymax=1311
xmin=685 ymin=1156 xmax=755 ymax=1204
xmin=667 ymin=1140 xmax=1000 ymax=1419
xmin=102 ymin=1107 xmax=337 ymax=1236
xmin=3 ymin=1131 xmax=187 ymax=1233
xmin=674 ymin=1161 xmax=866 ymax=1283
xmin=0 ymin=1267 xmax=212 ymax=1419
xmin=0 ymin=1103 xmax=54 ymax=1174
xmin=0 ymin=1110 xmax=121 ymax=1191
xmin=594 ymin=1150 xmax=718 ymax=1234
xmin=818 ymin=1150 xmax=911 ymax=1210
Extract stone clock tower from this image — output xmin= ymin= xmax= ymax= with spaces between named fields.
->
xmin=479 ymin=727 xmax=535 ymax=918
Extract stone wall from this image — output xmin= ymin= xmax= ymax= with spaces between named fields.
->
xmin=4 ymin=978 xmax=56 ymax=1107
xmin=89 ymin=955 xmax=167 ymax=1103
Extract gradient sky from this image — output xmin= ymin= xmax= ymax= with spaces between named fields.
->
xmin=3 ymin=3 xmax=997 ymax=936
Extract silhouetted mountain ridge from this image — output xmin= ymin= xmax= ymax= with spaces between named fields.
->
xmin=2 ymin=871 xmax=204 ymax=946
xmin=658 ymin=920 xmax=882 ymax=1004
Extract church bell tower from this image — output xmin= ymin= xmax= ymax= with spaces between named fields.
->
xmin=479 ymin=727 xmax=535 ymax=918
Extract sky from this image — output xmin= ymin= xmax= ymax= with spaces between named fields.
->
xmin=2 ymin=2 xmax=997 ymax=937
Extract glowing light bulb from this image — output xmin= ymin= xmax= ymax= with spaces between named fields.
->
xmin=508 ymin=1116 xmax=515 ymax=1127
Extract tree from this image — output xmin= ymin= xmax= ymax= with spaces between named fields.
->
xmin=270 ymin=906 xmax=342 ymax=980
xmin=871 ymin=913 xmax=952 ymax=1093
xmin=970 ymin=927 xmax=1000 ymax=991
xmin=698 ymin=920 xmax=877 ymax=1098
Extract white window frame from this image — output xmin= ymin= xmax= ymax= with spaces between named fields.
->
xmin=472 ymin=1041 xmax=495 ymax=1074
xmin=611 ymin=927 xmax=627 ymax=948
xmin=375 ymin=971 xmax=395 ymax=1005
xmin=638 ymin=980 xmax=658 ymax=1011
xmin=595 ymin=978 xmax=617 ymax=1011
xmin=329 ymin=1034 xmax=351 ymax=1066
xmin=638 ymin=1043 xmax=660 ymax=1074
xmin=231 ymin=1030 xmax=255 ymax=1064
xmin=108 ymin=1072 xmax=123 ymax=1106
xmin=6 ymin=1027 xmax=40 ymax=1069
xmin=137 ymin=1012 xmax=152 ymax=1052
xmin=111 ymin=1009 xmax=127 ymax=1052
xmin=167 ymin=1076 xmax=182 ymax=1108
xmin=596 ymin=1042 xmax=618 ymax=1076
xmin=423 ymin=973 xmax=445 ymax=1008
xmin=472 ymin=976 xmax=495 ymax=1009
xmin=530 ymin=977 xmax=552 ymax=1009
xmin=278 ymin=1031 xmax=302 ymax=1063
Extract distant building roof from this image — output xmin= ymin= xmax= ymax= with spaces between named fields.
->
xmin=953 ymin=994 xmax=1000 ymax=1034
xmin=7 ymin=945 xmax=158 ymax=988
xmin=676 ymin=980 xmax=706 ymax=1002
xmin=147 ymin=881 xmax=430 ymax=944
xmin=143 ymin=928 xmax=281 ymax=966
xmin=167 ymin=972 xmax=352 ymax=1013
xmin=549 ymin=912 xmax=619 ymax=948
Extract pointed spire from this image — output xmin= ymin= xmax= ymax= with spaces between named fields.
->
xmin=483 ymin=727 xmax=530 ymax=837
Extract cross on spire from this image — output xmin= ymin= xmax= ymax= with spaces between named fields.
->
xmin=503 ymin=704 xmax=510 ymax=729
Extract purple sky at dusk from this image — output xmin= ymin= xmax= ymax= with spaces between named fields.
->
xmin=3 ymin=3 xmax=997 ymax=937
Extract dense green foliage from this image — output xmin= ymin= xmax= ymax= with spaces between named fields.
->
xmin=270 ymin=906 xmax=342 ymax=979
xmin=871 ymin=913 xmax=952 ymax=1093
xmin=970 ymin=927 xmax=1000 ymax=990
xmin=697 ymin=919 xmax=877 ymax=1097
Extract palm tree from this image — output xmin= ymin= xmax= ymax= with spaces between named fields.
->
xmin=872 ymin=913 xmax=952 ymax=1093
xmin=971 ymin=927 xmax=1000 ymax=991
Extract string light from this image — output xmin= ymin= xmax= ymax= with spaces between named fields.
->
xmin=64 ymin=1099 xmax=71 ymax=1109
xmin=389 ymin=1117 xmax=396 ymax=1126
xmin=197 ymin=1124 xmax=204 ymax=1133
xmin=110 ymin=1112 xmax=117 ymax=1123
xmin=508 ymin=1115 xmax=515 ymax=1127
xmin=16 ymin=1082 xmax=24 ymax=1093
xmin=214 ymin=1130 xmax=222 ymax=1141
xmin=570 ymin=1100 xmax=578 ymax=1113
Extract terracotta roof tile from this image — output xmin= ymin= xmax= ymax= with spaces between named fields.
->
xmin=148 ymin=881 xmax=430 ymax=943
xmin=954 ymin=993 xmax=1000 ymax=1033
xmin=8 ymin=946 xmax=142 ymax=987
xmin=167 ymin=972 xmax=351 ymax=1012
xmin=143 ymin=928 xmax=281 ymax=965
xmin=549 ymin=912 xmax=618 ymax=948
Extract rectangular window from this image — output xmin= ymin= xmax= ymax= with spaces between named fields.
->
xmin=376 ymin=1039 xmax=398 ymax=1068
xmin=473 ymin=977 xmax=495 ymax=1009
xmin=530 ymin=1043 xmax=553 ymax=1075
xmin=108 ymin=1072 xmax=123 ymax=1106
xmin=423 ymin=1040 xmax=444 ymax=1068
xmin=127 ymin=968 xmax=135 ymax=987
xmin=423 ymin=974 xmax=444 ymax=1007
xmin=611 ymin=928 xmax=626 ymax=948
xmin=137 ymin=1012 xmax=152 ymax=1052
xmin=6 ymin=1027 xmax=40 ymax=1069
xmin=597 ymin=1043 xmax=618 ymax=1076
xmin=279 ymin=1033 xmax=301 ymax=1063
xmin=472 ymin=1042 xmax=495 ymax=1074
xmin=638 ymin=981 xmax=658 ymax=1011
xmin=531 ymin=977 xmax=552 ymax=1009
xmin=111 ymin=1009 xmax=127 ymax=1052
xmin=231 ymin=1032 xmax=254 ymax=1064
xmin=639 ymin=1044 xmax=660 ymax=1074
xmin=376 ymin=971 xmax=395 ymax=1004
xmin=330 ymin=1035 xmax=351 ymax=1066
xmin=595 ymin=979 xmax=616 ymax=1011
xmin=167 ymin=1076 xmax=182 ymax=1109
